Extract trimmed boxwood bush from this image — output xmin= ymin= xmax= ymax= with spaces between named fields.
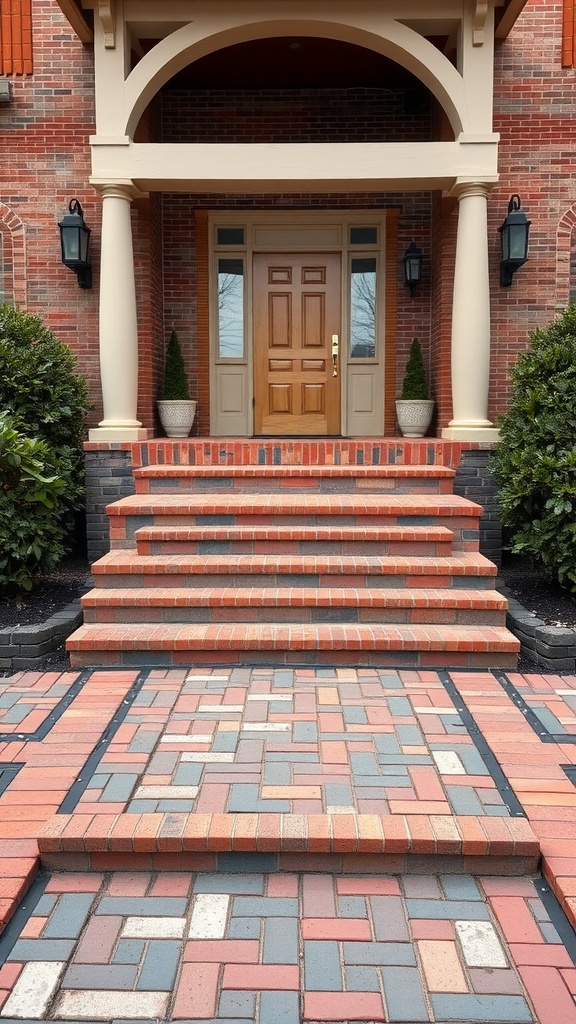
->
xmin=0 ymin=414 xmax=67 ymax=591
xmin=492 ymin=304 xmax=576 ymax=593
xmin=0 ymin=305 xmax=89 ymax=590
xmin=161 ymin=329 xmax=190 ymax=400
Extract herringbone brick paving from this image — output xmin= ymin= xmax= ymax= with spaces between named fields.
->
xmin=0 ymin=665 xmax=574 ymax=1022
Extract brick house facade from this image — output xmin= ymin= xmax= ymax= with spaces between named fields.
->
xmin=0 ymin=0 xmax=574 ymax=440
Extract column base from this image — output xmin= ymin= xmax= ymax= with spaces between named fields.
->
xmin=88 ymin=427 xmax=151 ymax=441
xmin=441 ymin=426 xmax=500 ymax=442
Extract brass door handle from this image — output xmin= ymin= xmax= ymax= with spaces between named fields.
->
xmin=332 ymin=334 xmax=339 ymax=377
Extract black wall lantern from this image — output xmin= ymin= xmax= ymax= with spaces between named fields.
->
xmin=59 ymin=199 xmax=92 ymax=289
xmin=403 ymin=242 xmax=423 ymax=295
xmin=499 ymin=194 xmax=530 ymax=287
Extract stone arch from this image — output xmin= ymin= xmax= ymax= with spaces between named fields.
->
xmin=0 ymin=203 xmax=27 ymax=307
xmin=556 ymin=204 xmax=576 ymax=307
xmin=124 ymin=14 xmax=468 ymax=140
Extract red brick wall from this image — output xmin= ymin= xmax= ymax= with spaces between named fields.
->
xmin=1 ymin=1 xmax=574 ymax=434
xmin=0 ymin=1 xmax=102 ymax=423
xmin=488 ymin=0 xmax=575 ymax=422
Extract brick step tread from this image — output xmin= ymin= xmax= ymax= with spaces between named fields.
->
xmin=134 ymin=524 xmax=455 ymax=543
xmin=108 ymin=493 xmax=481 ymax=517
xmin=134 ymin=464 xmax=456 ymax=479
xmin=92 ymin=551 xmax=497 ymax=576
xmin=67 ymin=622 xmax=520 ymax=652
xmin=82 ymin=586 xmax=507 ymax=610
xmin=39 ymin=811 xmax=539 ymax=861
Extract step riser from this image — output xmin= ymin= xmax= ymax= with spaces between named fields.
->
xmin=138 ymin=540 xmax=455 ymax=557
xmin=83 ymin=605 xmax=507 ymax=626
xmin=69 ymin=648 xmax=519 ymax=669
xmin=111 ymin=515 xmax=480 ymax=551
xmin=135 ymin=477 xmax=454 ymax=495
xmin=95 ymin=572 xmax=497 ymax=590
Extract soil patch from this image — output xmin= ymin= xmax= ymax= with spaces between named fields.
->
xmin=0 ymin=559 xmax=91 ymax=630
xmin=498 ymin=554 xmax=576 ymax=628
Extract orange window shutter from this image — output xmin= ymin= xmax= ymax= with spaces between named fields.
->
xmin=562 ymin=0 xmax=575 ymax=67
xmin=0 ymin=0 xmax=32 ymax=76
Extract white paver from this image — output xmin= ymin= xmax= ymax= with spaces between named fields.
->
xmin=247 ymin=694 xmax=293 ymax=702
xmin=198 ymin=705 xmax=245 ymax=712
xmin=181 ymin=752 xmax=235 ymax=762
xmin=432 ymin=751 xmax=466 ymax=775
xmin=188 ymin=893 xmax=230 ymax=939
xmin=122 ymin=916 xmax=186 ymax=939
xmin=414 ymin=708 xmax=461 ymax=716
xmin=160 ymin=734 xmax=213 ymax=744
xmin=54 ymin=990 xmax=168 ymax=1019
xmin=1 ymin=962 xmax=65 ymax=1018
xmin=133 ymin=786 xmax=199 ymax=799
xmin=241 ymin=723 xmax=291 ymax=732
xmin=186 ymin=675 xmax=230 ymax=682
xmin=326 ymin=805 xmax=357 ymax=814
xmin=455 ymin=920 xmax=508 ymax=968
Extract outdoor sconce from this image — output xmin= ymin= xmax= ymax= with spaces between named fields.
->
xmin=59 ymin=199 xmax=92 ymax=289
xmin=403 ymin=242 xmax=423 ymax=295
xmin=499 ymin=194 xmax=531 ymax=287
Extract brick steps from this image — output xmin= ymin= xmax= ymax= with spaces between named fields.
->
xmin=91 ymin=551 xmax=498 ymax=590
xmin=67 ymin=622 xmax=519 ymax=669
xmin=81 ymin=587 xmax=507 ymax=625
xmin=68 ymin=450 xmax=518 ymax=669
xmin=134 ymin=463 xmax=455 ymax=494
xmin=134 ymin=524 xmax=455 ymax=557
xmin=38 ymin=810 xmax=540 ymax=871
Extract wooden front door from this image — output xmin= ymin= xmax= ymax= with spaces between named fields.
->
xmin=253 ymin=253 xmax=341 ymax=435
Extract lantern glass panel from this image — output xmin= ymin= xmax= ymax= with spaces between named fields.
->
xmin=508 ymin=224 xmax=528 ymax=260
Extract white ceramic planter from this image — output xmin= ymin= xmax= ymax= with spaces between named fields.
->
xmin=157 ymin=400 xmax=197 ymax=438
xmin=395 ymin=399 xmax=435 ymax=438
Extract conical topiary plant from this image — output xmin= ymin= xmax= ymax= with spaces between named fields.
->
xmin=157 ymin=330 xmax=196 ymax=437
xmin=395 ymin=338 xmax=434 ymax=437
xmin=399 ymin=338 xmax=428 ymax=400
xmin=161 ymin=329 xmax=190 ymax=401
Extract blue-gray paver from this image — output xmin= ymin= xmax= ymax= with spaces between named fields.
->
xmin=263 ymin=917 xmax=299 ymax=965
xmin=232 ymin=897 xmax=298 ymax=917
xmin=406 ymin=899 xmax=490 ymax=920
xmin=42 ymin=894 xmax=96 ymax=939
xmin=343 ymin=942 xmax=416 ymax=966
xmin=62 ymin=965 xmax=138 ymax=990
xmin=218 ymin=991 xmax=256 ymax=1019
xmin=381 ymin=966 xmax=429 ymax=1021
xmin=96 ymin=898 xmax=187 ymax=916
xmin=259 ymin=991 xmax=300 ymax=1024
xmin=345 ymin=966 xmax=380 ymax=991
xmin=304 ymin=940 xmax=343 ymax=991
xmin=193 ymin=874 xmax=264 ymax=895
xmin=112 ymin=940 xmax=145 ymax=965
xmin=136 ymin=940 xmax=180 ymax=991
xmin=430 ymin=994 xmax=533 ymax=1021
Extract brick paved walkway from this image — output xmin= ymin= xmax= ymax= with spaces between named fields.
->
xmin=0 ymin=666 xmax=574 ymax=1022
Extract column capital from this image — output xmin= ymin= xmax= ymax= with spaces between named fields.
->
xmin=450 ymin=180 xmax=494 ymax=201
xmin=92 ymin=181 xmax=146 ymax=202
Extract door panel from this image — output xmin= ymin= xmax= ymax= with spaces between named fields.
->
xmin=254 ymin=253 xmax=341 ymax=435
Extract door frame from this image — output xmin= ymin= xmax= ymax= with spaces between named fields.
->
xmin=207 ymin=210 xmax=395 ymax=437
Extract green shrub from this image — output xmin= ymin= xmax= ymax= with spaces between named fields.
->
xmin=0 ymin=304 xmax=89 ymax=524
xmin=399 ymin=338 xmax=429 ymax=400
xmin=0 ymin=414 xmax=67 ymax=591
xmin=492 ymin=304 xmax=576 ymax=593
xmin=160 ymin=329 xmax=190 ymax=400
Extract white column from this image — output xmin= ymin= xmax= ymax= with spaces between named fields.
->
xmin=88 ymin=183 xmax=148 ymax=441
xmin=442 ymin=181 xmax=499 ymax=441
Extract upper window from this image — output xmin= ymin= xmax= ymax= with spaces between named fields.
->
xmin=216 ymin=227 xmax=245 ymax=246
xmin=0 ymin=0 xmax=33 ymax=75
xmin=349 ymin=227 xmax=378 ymax=246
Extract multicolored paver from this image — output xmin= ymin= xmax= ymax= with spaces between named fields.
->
xmin=74 ymin=667 xmax=510 ymax=819
xmin=0 ymin=870 xmax=574 ymax=1023
xmin=0 ymin=665 xmax=575 ymax=1023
